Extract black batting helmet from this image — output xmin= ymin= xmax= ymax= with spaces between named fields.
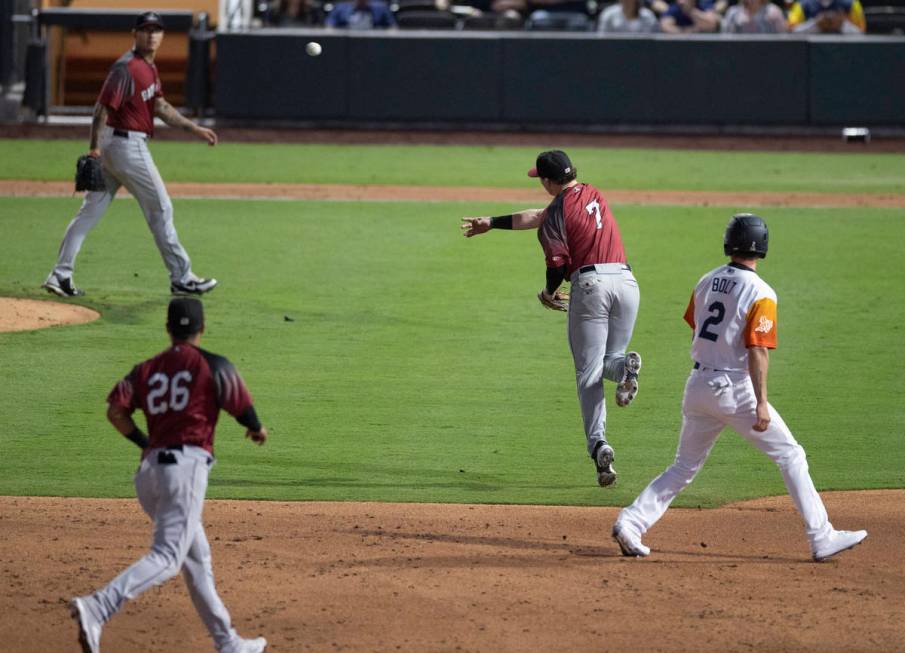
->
xmin=724 ymin=213 xmax=768 ymax=259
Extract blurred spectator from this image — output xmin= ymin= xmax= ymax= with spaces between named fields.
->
xmin=598 ymin=0 xmax=659 ymax=31
xmin=722 ymin=0 xmax=788 ymax=31
xmin=788 ymin=0 xmax=865 ymax=32
xmin=275 ymin=0 xmax=324 ymax=24
xmin=660 ymin=0 xmax=721 ymax=31
xmin=326 ymin=0 xmax=397 ymax=27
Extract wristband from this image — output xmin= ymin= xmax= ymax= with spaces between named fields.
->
xmin=490 ymin=215 xmax=513 ymax=230
xmin=125 ymin=427 xmax=149 ymax=450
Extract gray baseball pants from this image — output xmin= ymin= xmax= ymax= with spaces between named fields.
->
xmin=49 ymin=128 xmax=194 ymax=284
xmin=567 ymin=263 xmax=640 ymax=457
xmin=80 ymin=446 xmax=243 ymax=652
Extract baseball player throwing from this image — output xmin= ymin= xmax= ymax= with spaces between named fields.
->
xmin=612 ymin=214 xmax=867 ymax=561
xmin=69 ymin=297 xmax=268 ymax=653
xmin=462 ymin=150 xmax=642 ymax=487
xmin=43 ymin=11 xmax=218 ymax=298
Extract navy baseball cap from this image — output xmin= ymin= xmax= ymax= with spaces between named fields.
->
xmin=528 ymin=150 xmax=574 ymax=181
xmin=167 ymin=297 xmax=204 ymax=338
xmin=135 ymin=11 xmax=165 ymax=30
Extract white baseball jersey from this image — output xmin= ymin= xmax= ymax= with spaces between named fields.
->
xmin=683 ymin=262 xmax=777 ymax=371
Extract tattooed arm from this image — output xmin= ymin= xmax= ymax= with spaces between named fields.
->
xmin=154 ymin=97 xmax=218 ymax=145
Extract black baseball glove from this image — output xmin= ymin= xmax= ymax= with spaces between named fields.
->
xmin=75 ymin=154 xmax=106 ymax=192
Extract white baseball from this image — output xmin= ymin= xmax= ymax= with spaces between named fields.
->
xmin=305 ymin=41 xmax=322 ymax=57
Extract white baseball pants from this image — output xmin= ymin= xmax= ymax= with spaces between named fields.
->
xmin=50 ymin=128 xmax=194 ymax=284
xmin=567 ymin=264 xmax=640 ymax=456
xmin=617 ymin=368 xmax=833 ymax=546
xmin=82 ymin=446 xmax=242 ymax=652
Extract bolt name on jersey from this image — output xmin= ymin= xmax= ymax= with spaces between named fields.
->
xmin=711 ymin=278 xmax=738 ymax=294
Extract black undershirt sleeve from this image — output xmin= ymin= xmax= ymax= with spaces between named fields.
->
xmin=124 ymin=427 xmax=149 ymax=450
xmin=545 ymin=265 xmax=567 ymax=295
xmin=236 ymin=406 xmax=262 ymax=432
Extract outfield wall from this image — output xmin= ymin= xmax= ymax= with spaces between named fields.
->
xmin=214 ymin=31 xmax=905 ymax=129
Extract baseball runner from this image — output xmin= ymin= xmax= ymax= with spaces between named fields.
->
xmin=69 ymin=297 xmax=268 ymax=653
xmin=43 ymin=11 xmax=218 ymax=298
xmin=612 ymin=214 xmax=868 ymax=561
xmin=462 ymin=150 xmax=642 ymax=487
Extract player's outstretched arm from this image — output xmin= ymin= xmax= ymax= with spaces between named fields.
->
xmin=154 ymin=97 xmax=218 ymax=146
xmin=461 ymin=209 xmax=544 ymax=237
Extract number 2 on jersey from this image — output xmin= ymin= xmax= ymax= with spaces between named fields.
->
xmin=585 ymin=200 xmax=602 ymax=229
xmin=698 ymin=301 xmax=725 ymax=342
xmin=147 ymin=371 xmax=193 ymax=415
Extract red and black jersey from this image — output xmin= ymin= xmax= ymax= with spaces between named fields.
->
xmin=108 ymin=344 xmax=254 ymax=454
xmin=537 ymin=183 xmax=627 ymax=276
xmin=96 ymin=50 xmax=163 ymax=135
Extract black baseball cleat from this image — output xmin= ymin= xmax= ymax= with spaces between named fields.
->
xmin=594 ymin=442 xmax=617 ymax=487
xmin=42 ymin=275 xmax=86 ymax=297
xmin=171 ymin=277 xmax=218 ymax=295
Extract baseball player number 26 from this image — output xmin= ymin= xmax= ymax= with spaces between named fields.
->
xmin=698 ymin=301 xmax=725 ymax=342
xmin=147 ymin=371 xmax=193 ymax=414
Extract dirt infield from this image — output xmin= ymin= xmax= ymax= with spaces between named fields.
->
xmin=0 ymin=297 xmax=99 ymax=332
xmin=1 ymin=491 xmax=901 ymax=653
xmin=3 ymin=180 xmax=905 ymax=209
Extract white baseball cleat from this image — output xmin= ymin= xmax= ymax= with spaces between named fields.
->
xmin=612 ymin=522 xmax=650 ymax=557
xmin=221 ymin=636 xmax=268 ymax=653
xmin=594 ymin=443 xmax=617 ymax=487
xmin=70 ymin=596 xmax=102 ymax=653
xmin=811 ymin=529 xmax=868 ymax=562
xmin=615 ymin=352 xmax=642 ymax=407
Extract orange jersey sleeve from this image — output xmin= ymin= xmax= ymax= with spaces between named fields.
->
xmin=744 ymin=297 xmax=777 ymax=348
xmin=683 ymin=292 xmax=695 ymax=329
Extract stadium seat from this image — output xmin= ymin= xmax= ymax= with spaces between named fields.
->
xmin=461 ymin=12 xmax=526 ymax=28
xmin=396 ymin=9 xmax=460 ymax=27
xmin=524 ymin=11 xmax=593 ymax=30
xmin=864 ymin=6 xmax=905 ymax=32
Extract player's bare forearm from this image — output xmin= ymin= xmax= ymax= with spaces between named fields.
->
xmin=748 ymin=346 xmax=771 ymax=431
xmin=107 ymin=403 xmax=138 ymax=436
xmin=154 ymin=98 xmax=218 ymax=145
xmin=154 ymin=97 xmax=193 ymax=130
xmin=88 ymin=103 xmax=108 ymax=154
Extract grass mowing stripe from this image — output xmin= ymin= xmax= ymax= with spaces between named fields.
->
xmin=2 ymin=139 xmax=905 ymax=194
xmin=0 ymin=197 xmax=902 ymax=504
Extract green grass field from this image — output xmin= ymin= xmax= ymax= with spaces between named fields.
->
xmin=1 ymin=140 xmax=903 ymax=506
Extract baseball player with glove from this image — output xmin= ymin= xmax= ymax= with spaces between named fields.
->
xmin=612 ymin=214 xmax=867 ymax=561
xmin=70 ymin=297 xmax=268 ymax=653
xmin=462 ymin=150 xmax=642 ymax=487
xmin=43 ymin=11 xmax=218 ymax=298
